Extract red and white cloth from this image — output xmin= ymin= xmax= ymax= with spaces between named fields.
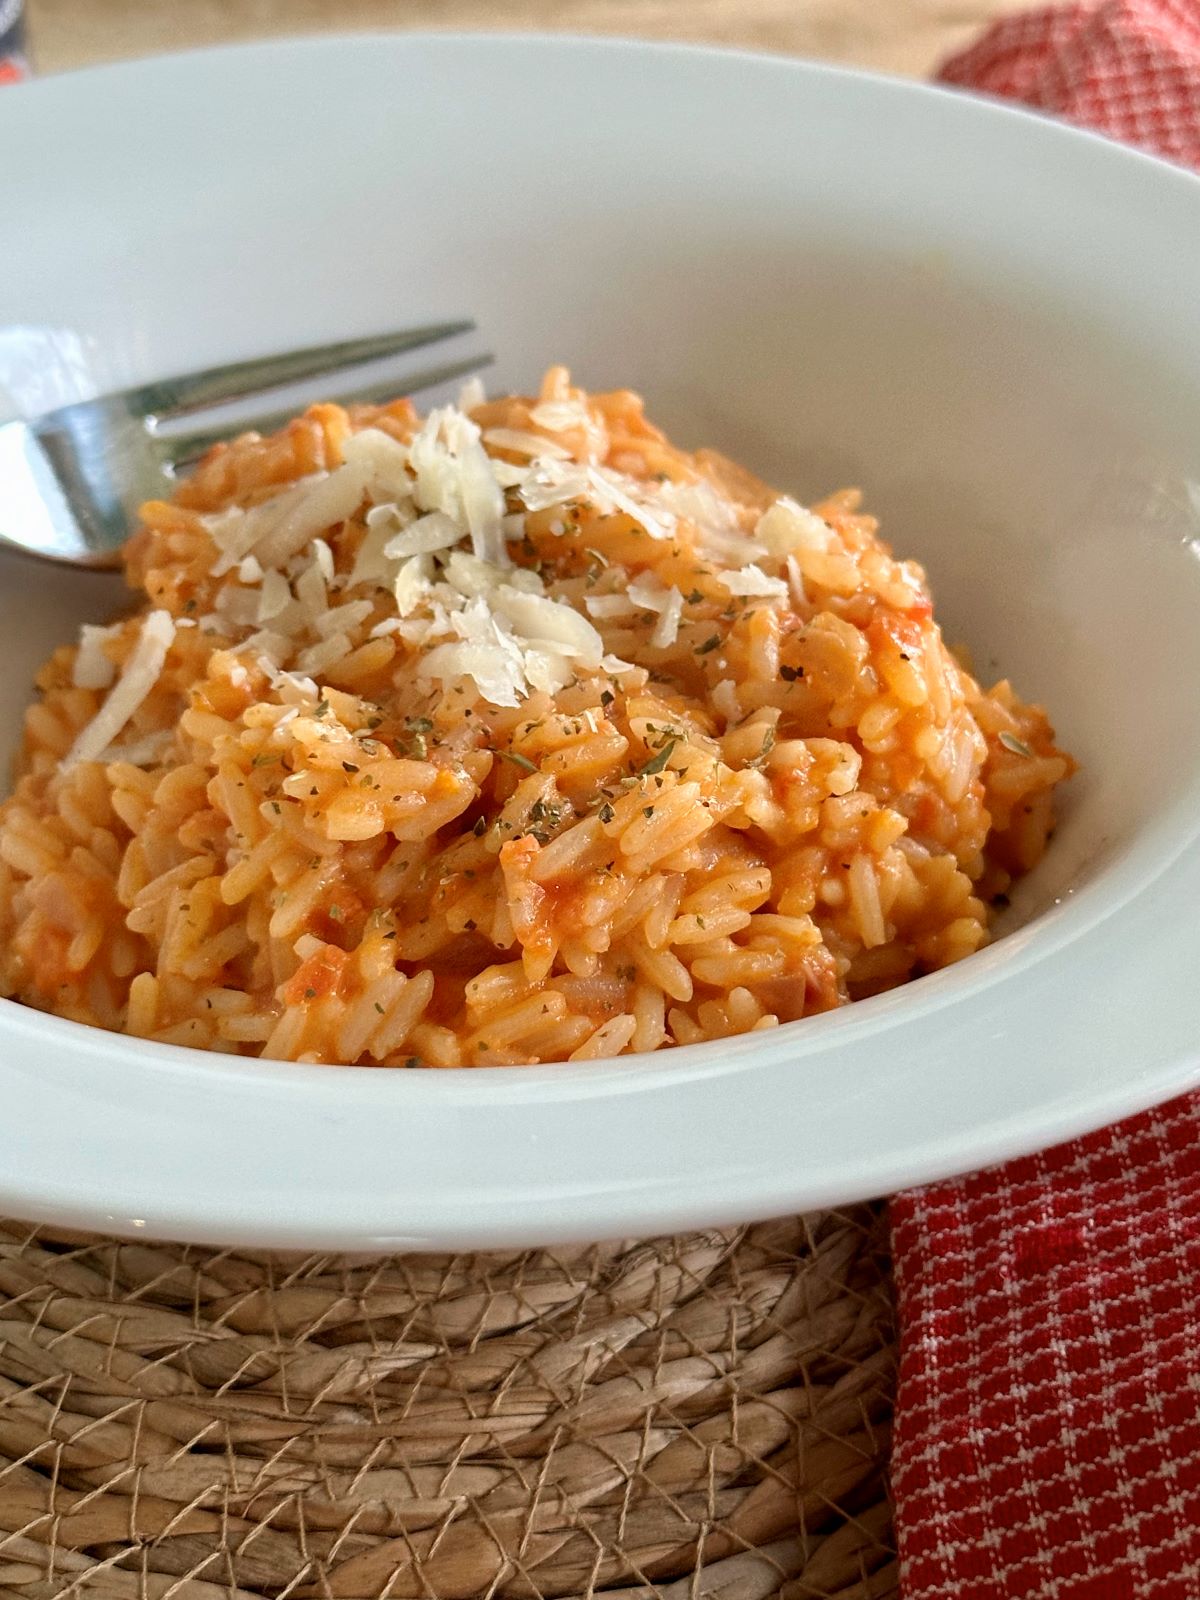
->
xmin=938 ymin=0 xmax=1200 ymax=166
xmin=894 ymin=13 xmax=1200 ymax=1594
xmin=893 ymin=1098 xmax=1200 ymax=1596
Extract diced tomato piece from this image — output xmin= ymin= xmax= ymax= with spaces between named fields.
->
xmin=27 ymin=928 xmax=72 ymax=995
xmin=311 ymin=885 xmax=367 ymax=944
xmin=283 ymin=946 xmax=350 ymax=1005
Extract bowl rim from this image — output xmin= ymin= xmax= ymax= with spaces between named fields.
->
xmin=13 ymin=24 xmax=1200 ymax=190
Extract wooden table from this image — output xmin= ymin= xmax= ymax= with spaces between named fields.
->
xmin=28 ymin=0 xmax=1025 ymax=80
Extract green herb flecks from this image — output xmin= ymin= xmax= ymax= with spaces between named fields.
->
xmin=748 ymin=726 xmax=777 ymax=769
xmin=637 ymin=739 xmax=677 ymax=778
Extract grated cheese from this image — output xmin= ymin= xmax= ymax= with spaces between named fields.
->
xmin=529 ymin=398 xmax=591 ymax=433
xmin=340 ymin=427 xmax=414 ymax=503
xmin=315 ymin=600 xmax=373 ymax=639
xmin=483 ymin=427 xmax=572 ymax=460
xmin=296 ymin=633 xmax=353 ymax=675
xmin=382 ymin=511 xmax=463 ymax=560
xmin=206 ymin=477 xmax=318 ymax=576
xmin=311 ymin=539 xmax=335 ymax=585
xmin=786 ymin=554 xmax=807 ymax=610
xmin=98 ymin=728 xmax=174 ymax=768
xmin=82 ymin=389 xmax=820 ymax=729
xmin=490 ymin=459 xmax=529 ymax=489
xmin=73 ymin=623 xmax=121 ymax=691
xmin=457 ymin=374 xmax=487 ymax=412
xmin=217 ymin=586 xmax=262 ymax=627
xmin=585 ymin=594 xmax=636 ymax=619
xmin=624 ymin=573 xmax=685 ymax=648
xmin=713 ymin=679 xmax=742 ymax=725
xmin=243 ymin=628 xmax=291 ymax=661
xmin=718 ymin=565 xmax=789 ymax=600
xmin=293 ymin=560 xmax=326 ymax=617
xmin=757 ymin=497 xmax=831 ymax=556
xmin=491 ymin=588 xmax=604 ymax=668
xmin=407 ymin=407 xmax=507 ymax=569
xmin=393 ymin=556 xmax=433 ymax=617
xmin=66 ymin=610 xmax=176 ymax=766
xmin=587 ymin=466 xmax=675 ymax=541
xmin=253 ymin=461 xmax=372 ymax=570
xmin=650 ymin=588 xmax=684 ymax=649
xmin=255 ymin=569 xmax=292 ymax=624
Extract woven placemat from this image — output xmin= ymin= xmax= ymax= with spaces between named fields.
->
xmin=0 ymin=1206 xmax=895 ymax=1599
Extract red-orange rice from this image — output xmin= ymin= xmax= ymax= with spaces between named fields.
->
xmin=0 ymin=368 xmax=1075 ymax=1065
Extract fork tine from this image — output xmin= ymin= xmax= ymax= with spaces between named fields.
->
xmin=159 ymin=352 xmax=494 ymax=469
xmin=127 ymin=321 xmax=477 ymax=421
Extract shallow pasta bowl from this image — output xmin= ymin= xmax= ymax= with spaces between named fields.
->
xmin=1 ymin=35 xmax=1199 ymax=1248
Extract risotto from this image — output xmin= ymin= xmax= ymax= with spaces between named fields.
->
xmin=0 ymin=368 xmax=1074 ymax=1066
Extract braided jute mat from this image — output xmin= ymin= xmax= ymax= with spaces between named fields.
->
xmin=0 ymin=1207 xmax=896 ymax=1600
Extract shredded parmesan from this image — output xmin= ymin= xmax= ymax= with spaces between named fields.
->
xmin=587 ymin=467 xmax=675 ymax=541
xmin=206 ymin=478 xmax=317 ymax=575
xmin=518 ymin=458 xmax=592 ymax=514
xmin=529 ymin=398 xmax=591 ymax=433
xmin=294 ymin=562 xmax=327 ymax=625
xmin=311 ymin=539 xmax=335 ymax=584
xmin=80 ymin=388 xmax=813 ymax=728
xmin=260 ymin=664 xmax=320 ymax=704
xmin=393 ymin=556 xmax=433 ymax=617
xmin=718 ymin=565 xmax=789 ymax=600
xmin=713 ymin=679 xmax=742 ymax=725
xmin=66 ymin=610 xmax=175 ymax=766
xmin=253 ymin=461 xmax=372 ymax=570
xmin=340 ymin=427 xmax=414 ymax=503
xmin=483 ymin=428 xmax=572 ymax=460
xmin=382 ymin=511 xmax=463 ymax=559
xmin=98 ymin=728 xmax=174 ymax=768
xmin=243 ymin=627 xmax=291 ymax=661
xmin=517 ymin=458 xmax=676 ymax=539
xmin=650 ymin=588 xmax=684 ymax=649
xmin=491 ymin=588 xmax=604 ymax=668
xmin=786 ymin=554 xmax=807 ymax=610
xmin=490 ymin=459 xmax=528 ymax=489
xmin=585 ymin=594 xmax=636 ymax=619
xmin=457 ymin=374 xmax=487 ymax=412
xmin=296 ymin=633 xmax=352 ymax=675
xmin=407 ymin=407 xmax=508 ymax=568
xmin=757 ymin=497 xmax=831 ymax=556
xmin=624 ymin=574 xmax=685 ymax=648
xmin=315 ymin=600 xmax=373 ymax=639
xmin=72 ymin=623 xmax=121 ymax=691
xmin=216 ymin=587 xmax=262 ymax=627
xmin=601 ymin=653 xmax=639 ymax=677
xmin=256 ymin=569 xmax=292 ymax=623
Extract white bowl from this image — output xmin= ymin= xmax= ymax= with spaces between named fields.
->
xmin=2 ymin=35 xmax=1199 ymax=1248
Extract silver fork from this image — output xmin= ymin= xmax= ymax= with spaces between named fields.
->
xmin=0 ymin=321 xmax=491 ymax=570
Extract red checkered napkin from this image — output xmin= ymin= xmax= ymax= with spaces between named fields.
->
xmin=892 ymin=8 xmax=1200 ymax=1596
xmin=939 ymin=0 xmax=1200 ymax=165
xmin=893 ymin=1098 xmax=1200 ymax=1598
